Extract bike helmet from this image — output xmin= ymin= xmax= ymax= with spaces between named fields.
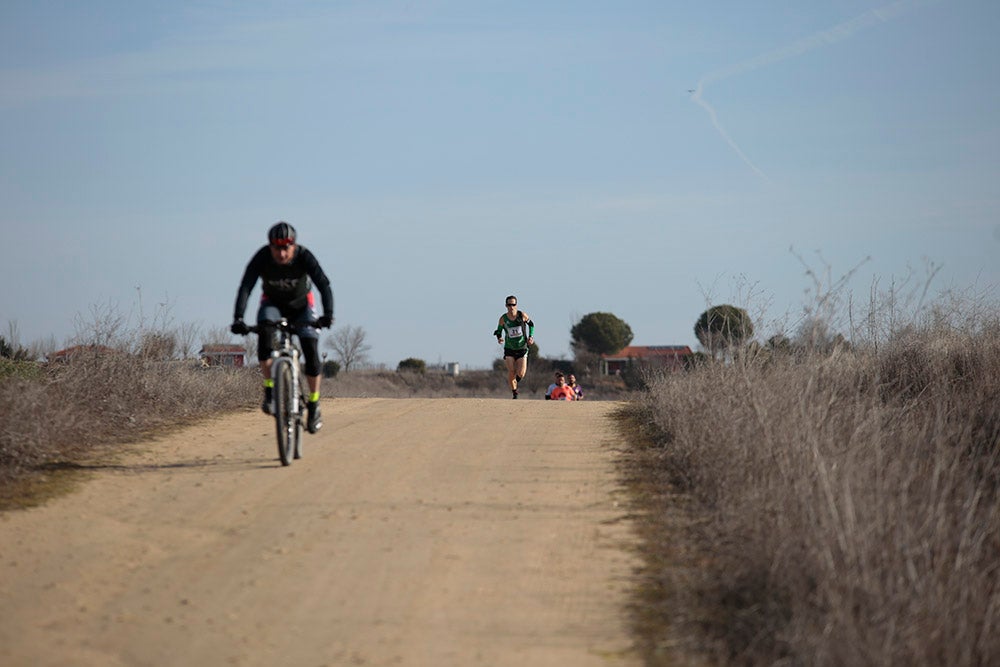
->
xmin=268 ymin=221 xmax=296 ymax=247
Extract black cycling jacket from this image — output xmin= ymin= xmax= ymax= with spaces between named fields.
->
xmin=233 ymin=245 xmax=334 ymax=319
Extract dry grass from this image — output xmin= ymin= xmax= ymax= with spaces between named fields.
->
xmin=326 ymin=368 xmax=515 ymax=398
xmin=14 ymin=306 xmax=995 ymax=665
xmin=0 ymin=350 xmax=259 ymax=505
xmin=619 ymin=318 xmax=1000 ymax=665
xmin=324 ymin=367 xmax=631 ymax=400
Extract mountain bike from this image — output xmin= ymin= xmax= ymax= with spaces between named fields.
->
xmin=248 ymin=319 xmax=312 ymax=466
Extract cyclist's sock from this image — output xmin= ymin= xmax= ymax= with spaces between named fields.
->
xmin=261 ymin=383 xmax=274 ymax=415
xmin=309 ymin=391 xmax=320 ymax=403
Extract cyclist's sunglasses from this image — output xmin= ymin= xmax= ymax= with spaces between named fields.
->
xmin=270 ymin=238 xmax=295 ymax=248
xmin=506 ymin=302 xmax=517 ymax=307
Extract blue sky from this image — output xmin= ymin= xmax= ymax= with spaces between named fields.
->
xmin=2 ymin=0 xmax=998 ymax=368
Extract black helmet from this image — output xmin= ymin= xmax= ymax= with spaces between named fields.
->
xmin=268 ymin=221 xmax=296 ymax=246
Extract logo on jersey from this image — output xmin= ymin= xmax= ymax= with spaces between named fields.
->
xmin=265 ymin=277 xmax=300 ymax=292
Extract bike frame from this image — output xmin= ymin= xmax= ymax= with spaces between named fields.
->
xmin=248 ymin=318 xmax=312 ymax=466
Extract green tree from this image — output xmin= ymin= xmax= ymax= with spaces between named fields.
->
xmin=694 ymin=305 xmax=754 ymax=358
xmin=0 ymin=335 xmax=29 ymax=361
xmin=571 ymin=312 xmax=634 ymax=355
xmin=397 ymin=357 xmax=426 ymax=373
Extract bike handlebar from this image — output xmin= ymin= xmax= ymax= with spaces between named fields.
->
xmin=245 ymin=319 xmax=321 ymax=335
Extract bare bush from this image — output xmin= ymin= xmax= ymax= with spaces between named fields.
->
xmin=0 ymin=347 xmax=259 ymax=489
xmin=315 ymin=367 xmax=631 ymax=401
xmin=624 ymin=316 xmax=1000 ymax=665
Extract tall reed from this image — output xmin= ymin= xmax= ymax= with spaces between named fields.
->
xmin=629 ymin=322 xmax=1000 ymax=665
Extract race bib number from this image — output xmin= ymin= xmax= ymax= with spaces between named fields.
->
xmin=506 ymin=324 xmax=524 ymax=338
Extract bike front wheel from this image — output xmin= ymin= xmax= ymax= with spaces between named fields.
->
xmin=273 ymin=359 xmax=295 ymax=466
xmin=293 ymin=374 xmax=308 ymax=459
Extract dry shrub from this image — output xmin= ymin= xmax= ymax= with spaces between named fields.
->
xmin=327 ymin=369 xmax=509 ymax=398
xmin=628 ymin=324 xmax=1000 ymax=665
xmin=0 ymin=348 xmax=259 ymax=486
xmin=0 ymin=378 xmax=81 ymax=473
xmin=0 ymin=352 xmax=625 ymax=488
xmin=325 ymin=368 xmax=632 ymax=400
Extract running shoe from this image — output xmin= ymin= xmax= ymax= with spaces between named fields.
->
xmin=307 ymin=401 xmax=323 ymax=433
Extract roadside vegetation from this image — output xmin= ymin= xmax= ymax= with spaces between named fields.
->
xmin=6 ymin=280 xmax=996 ymax=665
xmin=0 ymin=349 xmax=260 ymax=507
xmin=0 ymin=323 xmax=630 ymax=508
xmin=619 ymin=289 xmax=1000 ymax=665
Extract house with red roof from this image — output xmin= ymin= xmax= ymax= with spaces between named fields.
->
xmin=199 ymin=344 xmax=246 ymax=368
xmin=600 ymin=345 xmax=692 ymax=375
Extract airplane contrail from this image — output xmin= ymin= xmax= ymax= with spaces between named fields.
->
xmin=690 ymin=88 xmax=772 ymax=182
xmin=691 ymin=0 xmax=938 ymax=181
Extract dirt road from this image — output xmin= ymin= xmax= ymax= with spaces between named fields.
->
xmin=0 ymin=398 xmax=640 ymax=666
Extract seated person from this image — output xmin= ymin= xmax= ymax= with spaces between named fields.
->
xmin=545 ymin=371 xmax=563 ymax=400
xmin=567 ymin=374 xmax=583 ymax=400
xmin=547 ymin=372 xmax=576 ymax=401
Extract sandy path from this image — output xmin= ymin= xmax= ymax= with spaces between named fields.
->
xmin=0 ymin=398 xmax=639 ymax=666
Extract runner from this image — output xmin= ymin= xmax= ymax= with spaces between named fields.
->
xmin=494 ymin=295 xmax=534 ymax=399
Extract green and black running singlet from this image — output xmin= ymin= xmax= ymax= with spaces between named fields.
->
xmin=496 ymin=311 xmax=534 ymax=351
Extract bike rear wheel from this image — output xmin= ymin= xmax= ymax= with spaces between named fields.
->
xmin=273 ymin=360 xmax=295 ymax=466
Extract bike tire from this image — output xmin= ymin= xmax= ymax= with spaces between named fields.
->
xmin=273 ymin=359 xmax=295 ymax=466
xmin=293 ymin=374 xmax=305 ymax=460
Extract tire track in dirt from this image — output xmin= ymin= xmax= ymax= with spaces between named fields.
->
xmin=0 ymin=398 xmax=639 ymax=666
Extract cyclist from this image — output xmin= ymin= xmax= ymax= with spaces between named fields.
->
xmin=231 ymin=222 xmax=334 ymax=433
xmin=494 ymin=295 xmax=534 ymax=399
